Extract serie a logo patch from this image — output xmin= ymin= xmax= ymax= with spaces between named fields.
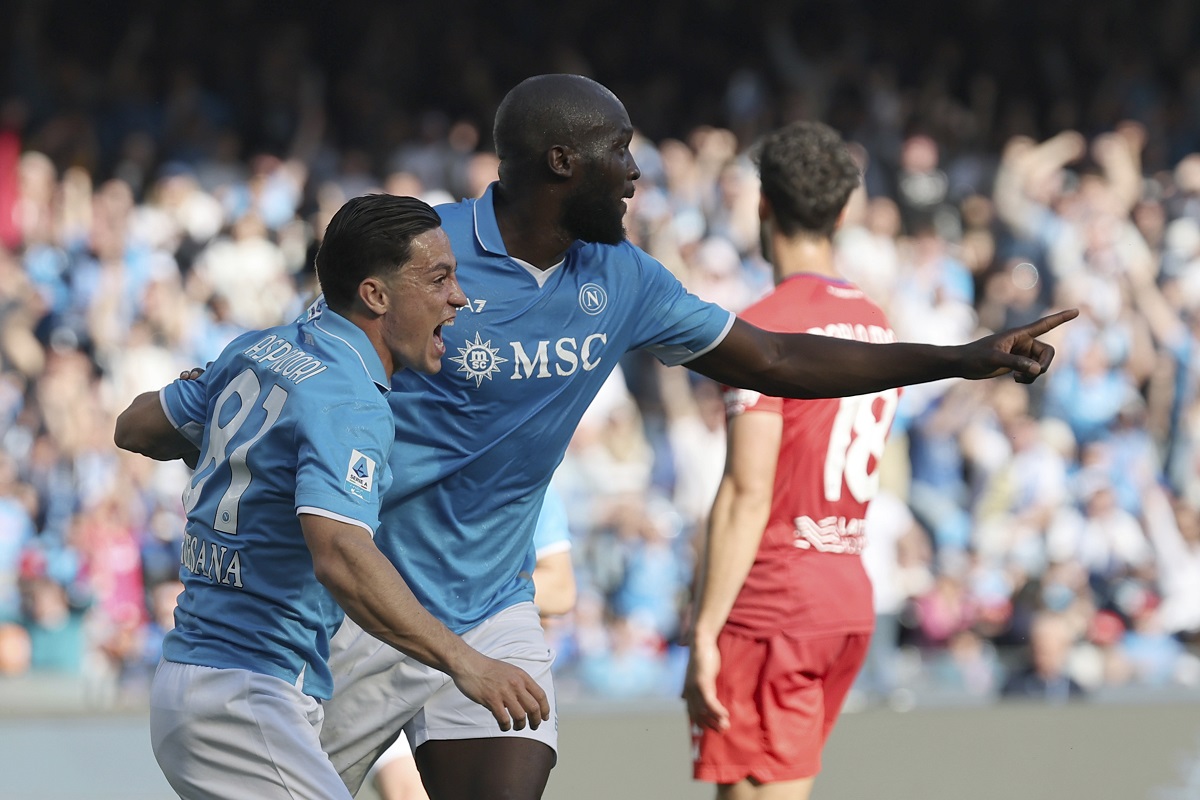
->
xmin=345 ymin=450 xmax=376 ymax=494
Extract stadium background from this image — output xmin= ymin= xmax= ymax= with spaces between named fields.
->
xmin=2 ymin=0 xmax=1200 ymax=796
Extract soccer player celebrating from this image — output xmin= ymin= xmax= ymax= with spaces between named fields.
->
xmin=683 ymin=121 xmax=895 ymax=800
xmin=114 ymin=194 xmax=548 ymax=800
xmin=125 ymin=76 xmax=1073 ymax=800
xmin=314 ymin=76 xmax=1072 ymax=800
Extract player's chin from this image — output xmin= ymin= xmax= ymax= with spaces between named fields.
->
xmin=420 ymin=327 xmax=448 ymax=373
xmin=398 ymin=344 xmax=445 ymax=375
xmin=417 ymin=348 xmax=445 ymax=374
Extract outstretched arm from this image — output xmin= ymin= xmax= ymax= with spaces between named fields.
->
xmin=687 ymin=309 xmax=1078 ymax=398
xmin=302 ymin=514 xmax=551 ymax=732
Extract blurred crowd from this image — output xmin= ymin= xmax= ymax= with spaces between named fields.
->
xmin=2 ymin=1 xmax=1200 ymax=707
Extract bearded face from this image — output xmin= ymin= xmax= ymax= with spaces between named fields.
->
xmin=560 ymin=156 xmax=629 ymax=245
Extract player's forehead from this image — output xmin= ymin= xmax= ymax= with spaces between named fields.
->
xmin=592 ymin=91 xmax=632 ymax=137
xmin=579 ymin=101 xmax=632 ymax=151
xmin=403 ymin=227 xmax=455 ymax=274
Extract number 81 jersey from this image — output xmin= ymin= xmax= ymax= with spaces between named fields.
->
xmin=723 ymin=273 xmax=898 ymax=638
xmin=158 ymin=308 xmax=394 ymax=700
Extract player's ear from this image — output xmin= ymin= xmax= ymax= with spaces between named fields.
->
xmin=758 ymin=194 xmax=772 ymax=222
xmin=548 ymin=145 xmax=576 ymax=179
xmin=358 ymin=276 xmax=389 ymax=316
xmin=834 ymin=205 xmax=850 ymax=232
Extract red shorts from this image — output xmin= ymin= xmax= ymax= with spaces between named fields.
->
xmin=692 ymin=628 xmax=871 ymax=784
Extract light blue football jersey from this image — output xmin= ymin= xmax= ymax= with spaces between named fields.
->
xmin=376 ymin=183 xmax=734 ymax=632
xmin=159 ymin=308 xmax=393 ymax=699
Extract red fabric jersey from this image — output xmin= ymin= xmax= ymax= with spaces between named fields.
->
xmin=723 ymin=273 xmax=898 ymax=637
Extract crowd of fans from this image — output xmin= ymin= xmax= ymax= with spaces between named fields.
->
xmin=2 ymin=3 xmax=1200 ymax=708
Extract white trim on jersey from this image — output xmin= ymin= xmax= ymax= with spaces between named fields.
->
xmin=312 ymin=320 xmax=383 ymax=389
xmin=669 ymin=310 xmax=737 ymax=365
xmin=160 ymin=387 xmax=205 ymax=446
xmin=296 ymin=507 xmax=376 ymax=536
xmin=510 ymin=256 xmax=565 ymax=287
xmin=534 ymin=539 xmax=571 ymax=559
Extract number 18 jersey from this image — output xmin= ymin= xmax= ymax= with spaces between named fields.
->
xmin=158 ymin=308 xmax=394 ymax=699
xmin=723 ymin=273 xmax=898 ymax=637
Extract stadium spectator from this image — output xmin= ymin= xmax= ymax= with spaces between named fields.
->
xmin=1000 ymin=611 xmax=1087 ymax=703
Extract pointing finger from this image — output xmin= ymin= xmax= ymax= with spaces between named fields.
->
xmin=1018 ymin=308 xmax=1079 ymax=339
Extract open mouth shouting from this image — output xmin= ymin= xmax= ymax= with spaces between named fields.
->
xmin=434 ymin=315 xmax=456 ymax=356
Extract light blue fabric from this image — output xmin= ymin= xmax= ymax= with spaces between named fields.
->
xmin=160 ymin=308 xmax=392 ymax=699
xmin=371 ymin=183 xmax=733 ymax=633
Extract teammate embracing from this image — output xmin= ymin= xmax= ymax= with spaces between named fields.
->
xmin=114 ymin=195 xmax=547 ymax=800
xmin=684 ymin=121 xmax=898 ymax=800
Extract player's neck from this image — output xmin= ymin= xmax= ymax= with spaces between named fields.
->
xmin=493 ymin=183 xmax=573 ymax=270
xmin=770 ymin=231 xmax=839 ymax=284
xmin=346 ymin=310 xmax=398 ymax=378
xmin=369 ymin=333 xmax=397 ymax=379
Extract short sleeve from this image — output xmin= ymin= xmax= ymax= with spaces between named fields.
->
xmin=161 ymin=369 xmax=213 ymax=447
xmin=627 ymin=248 xmax=735 ymax=366
xmin=294 ymin=398 xmax=395 ymax=534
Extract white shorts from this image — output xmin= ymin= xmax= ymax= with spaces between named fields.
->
xmin=149 ymin=659 xmax=351 ymax=800
xmin=320 ymin=601 xmax=559 ymax=794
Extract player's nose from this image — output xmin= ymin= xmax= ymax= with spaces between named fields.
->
xmin=448 ymin=277 xmax=468 ymax=308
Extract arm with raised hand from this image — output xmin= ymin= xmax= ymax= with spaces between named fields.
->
xmin=994 ymin=132 xmax=1087 ymax=238
xmin=1125 ymin=248 xmax=1188 ymax=349
xmin=1093 ymin=122 xmax=1145 ymax=216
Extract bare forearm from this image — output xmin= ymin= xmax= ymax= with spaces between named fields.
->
xmin=690 ymin=311 xmax=1074 ymax=398
xmin=693 ymin=329 xmax=961 ymax=400
xmin=114 ymin=390 xmax=200 ymax=462
xmin=1132 ymin=282 xmax=1186 ymax=347
xmin=692 ymin=484 xmax=771 ymax=642
xmin=305 ymin=515 xmax=550 ymax=731
xmin=315 ymin=531 xmax=474 ymax=676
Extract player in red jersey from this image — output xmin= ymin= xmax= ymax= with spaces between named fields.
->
xmin=685 ymin=121 xmax=898 ymax=800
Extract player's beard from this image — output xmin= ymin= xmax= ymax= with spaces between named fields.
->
xmin=561 ymin=166 xmax=627 ymax=245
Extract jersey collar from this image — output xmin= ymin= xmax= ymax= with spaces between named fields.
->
xmin=472 ymin=183 xmax=508 ymax=256
xmin=471 ymin=182 xmax=586 ymax=263
xmin=308 ymin=306 xmax=390 ymax=394
xmin=779 ymin=271 xmax=852 ymax=287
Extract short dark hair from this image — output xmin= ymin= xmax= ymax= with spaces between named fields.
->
xmin=755 ymin=121 xmax=861 ymax=239
xmin=493 ymin=74 xmax=621 ymax=184
xmin=315 ymin=194 xmax=441 ymax=313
